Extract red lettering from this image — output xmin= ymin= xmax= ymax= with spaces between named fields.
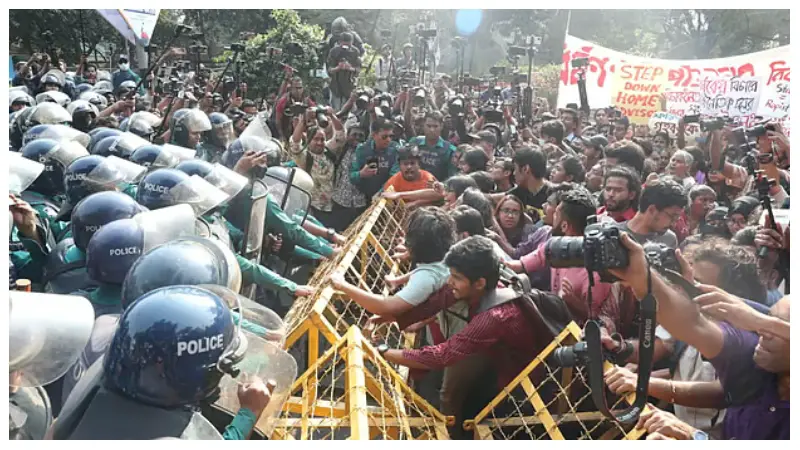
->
xmin=767 ymin=61 xmax=791 ymax=85
xmin=560 ymin=45 xmax=612 ymax=88
xmin=736 ymin=63 xmax=755 ymax=78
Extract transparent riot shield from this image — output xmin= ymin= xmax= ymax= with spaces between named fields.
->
xmin=262 ymin=167 xmax=312 ymax=227
xmin=9 ymin=152 xmax=45 ymax=195
xmin=239 ymin=110 xmax=273 ymax=141
xmin=161 ymin=143 xmax=198 ymax=163
xmin=9 ymin=292 xmax=95 ymax=388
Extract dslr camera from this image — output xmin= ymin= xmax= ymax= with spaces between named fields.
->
xmin=373 ymin=92 xmax=393 ymax=118
xmin=448 ymin=94 xmax=467 ymax=117
xmin=412 ymin=86 xmax=428 ymax=107
xmin=355 ymin=89 xmax=372 ymax=110
xmin=642 ymin=242 xmax=680 ymax=273
xmin=229 ymin=42 xmax=246 ymax=53
xmin=544 ymin=219 xmax=629 ymax=282
xmin=310 ymin=106 xmax=330 ymax=128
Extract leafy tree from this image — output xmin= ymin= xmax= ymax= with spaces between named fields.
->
xmin=216 ymin=10 xmax=325 ymax=102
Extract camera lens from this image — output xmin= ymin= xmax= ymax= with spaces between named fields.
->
xmin=545 ymin=236 xmax=585 ymax=268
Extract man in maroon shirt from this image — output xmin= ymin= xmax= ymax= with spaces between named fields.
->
xmin=379 ymin=235 xmax=555 ymax=390
xmin=275 ymin=76 xmax=316 ymax=140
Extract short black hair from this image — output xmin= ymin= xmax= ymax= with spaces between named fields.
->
xmin=614 ymin=115 xmax=630 ymax=129
xmin=462 ymin=148 xmax=489 ymax=173
xmin=444 ymin=175 xmax=478 ymax=198
xmin=405 ymin=207 xmax=457 ymax=264
xmin=639 ymin=178 xmax=687 ymax=213
xmin=512 ymin=147 xmax=548 ymax=179
xmin=632 ymin=137 xmax=653 ymax=157
xmin=561 ymin=108 xmax=579 ymax=124
xmin=604 ymin=165 xmax=642 ymax=209
xmin=653 ymin=131 xmax=672 ymax=147
xmin=458 ymin=187 xmax=494 ymax=230
xmin=451 ymin=205 xmax=485 ymax=236
xmin=546 ymin=182 xmax=577 ymax=205
xmin=541 ymin=119 xmax=565 ymax=142
xmin=558 ymin=188 xmax=597 ymax=234
xmin=444 ymin=235 xmax=501 ymax=289
xmin=242 ymin=99 xmax=256 ymax=109
xmin=468 ymin=171 xmax=495 ymax=193
xmin=693 ymin=239 xmax=767 ymax=304
xmin=559 ymin=155 xmax=585 ymax=183
xmin=731 ymin=225 xmax=759 ymax=247
xmin=424 ymin=110 xmax=444 ymax=124
xmin=371 ymin=119 xmax=394 ymax=134
xmin=605 ymin=140 xmax=645 ymax=175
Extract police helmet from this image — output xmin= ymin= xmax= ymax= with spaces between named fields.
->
xmin=206 ymin=112 xmax=235 ymax=149
xmin=92 ymin=132 xmax=150 ymax=159
xmin=121 ymin=111 xmax=161 ymax=141
xmin=35 ymin=90 xmax=71 ymax=108
xmin=220 ymin=136 xmax=282 ymax=171
xmin=59 ymin=155 xmax=146 ymax=220
xmin=27 ymin=102 xmax=72 ymax=127
xmin=103 ymin=285 xmax=245 ymax=408
xmin=171 ymin=109 xmax=211 ymax=148
xmin=21 ymin=139 xmax=89 ymax=196
xmin=10 ymin=107 xmax=36 ymax=150
xmin=136 ymin=169 xmax=230 ymax=216
xmin=67 ymin=100 xmax=100 ymax=133
xmin=331 ymin=17 xmax=349 ymax=34
xmin=75 ymin=83 xmax=93 ymax=96
xmin=23 ymin=123 xmax=90 ymax=148
xmin=175 ymin=160 xmax=248 ymax=199
xmin=8 ymin=152 xmax=45 ymax=196
xmin=120 ymin=237 xmax=242 ymax=309
xmin=78 ymin=91 xmax=109 ymax=110
xmin=40 ymin=72 xmax=65 ymax=89
xmin=70 ymin=191 xmax=146 ymax=252
xmin=88 ymin=127 xmax=123 ymax=153
xmin=130 ymin=144 xmax=179 ymax=170
xmin=10 ymin=90 xmax=35 ymax=110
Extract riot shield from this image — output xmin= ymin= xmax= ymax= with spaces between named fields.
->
xmin=109 ymin=132 xmax=151 ymax=158
xmin=205 ymin=163 xmax=249 ymax=199
xmin=214 ymin=334 xmax=297 ymax=438
xmin=9 ymin=152 xmax=45 ymax=195
xmin=162 ymin=143 xmax=198 ymax=163
xmin=263 ymin=167 xmax=312 ymax=227
xmin=27 ymin=124 xmax=90 ymax=148
xmin=239 ymin=110 xmax=273 ymax=141
xmin=9 ymin=292 xmax=95 ymax=388
xmin=238 ymin=180 xmax=269 ymax=300
xmin=35 ymin=91 xmax=71 ymax=107
xmin=132 ymin=204 xmax=198 ymax=251
xmin=166 ymin=175 xmax=230 ymax=217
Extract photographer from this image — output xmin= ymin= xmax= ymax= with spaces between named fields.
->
xmin=289 ymin=105 xmax=345 ymax=226
xmin=12 ymin=53 xmax=51 ymax=93
xmin=505 ymin=189 xmax=613 ymax=323
xmin=111 ymin=55 xmax=145 ymax=97
xmin=560 ymin=108 xmax=581 ymax=143
xmin=396 ymin=43 xmax=416 ymax=72
xmin=327 ymin=31 xmax=362 ymax=111
xmin=276 ymin=76 xmax=316 ymax=141
xmin=605 ymin=234 xmax=790 ymax=440
xmin=350 ymin=120 xmax=400 ymax=199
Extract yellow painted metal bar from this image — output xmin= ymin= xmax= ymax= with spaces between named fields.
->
xmin=474 ymin=424 xmax=494 ymax=440
xmin=519 ymin=376 xmax=565 ymax=440
xmin=345 ymin=327 xmax=370 ymax=440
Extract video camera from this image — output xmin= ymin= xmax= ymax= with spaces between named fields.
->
xmin=284 ymin=101 xmax=308 ymax=118
xmin=373 ymin=92 xmax=393 ymax=118
xmin=447 ymin=94 xmax=467 ymax=117
xmin=355 ymin=89 xmax=372 ymax=110
xmin=412 ymin=86 xmax=428 ymax=107
xmin=228 ymin=42 xmax=247 ymax=53
xmin=310 ymin=106 xmax=330 ymax=128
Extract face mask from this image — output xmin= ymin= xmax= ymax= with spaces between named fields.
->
xmin=119 ymin=63 xmax=129 ymax=71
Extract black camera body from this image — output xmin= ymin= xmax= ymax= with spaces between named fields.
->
xmin=489 ymin=66 xmax=506 ymax=77
xmin=417 ymin=28 xmax=437 ymax=39
xmin=643 ymin=242 xmax=679 ymax=273
xmin=545 ymin=220 xmax=629 ymax=282
xmin=412 ymin=86 xmax=428 ymax=106
xmin=571 ymin=57 xmax=590 ymax=69
xmin=700 ymin=117 xmax=727 ymax=132
xmin=285 ymin=101 xmax=308 ymax=117
xmin=229 ymin=42 xmax=246 ymax=53
xmin=448 ymin=94 xmax=466 ymax=117
xmin=311 ymin=106 xmax=330 ymax=128
xmin=508 ymin=46 xmax=528 ymax=58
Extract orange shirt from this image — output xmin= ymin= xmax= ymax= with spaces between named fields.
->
xmin=384 ymin=170 xmax=437 ymax=193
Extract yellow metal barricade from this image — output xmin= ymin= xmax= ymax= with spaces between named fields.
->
xmin=273 ymin=326 xmax=452 ymax=440
xmin=463 ymin=322 xmax=648 ymax=440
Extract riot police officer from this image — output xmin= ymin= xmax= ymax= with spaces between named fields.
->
xmin=42 ymin=191 xmax=144 ymax=295
xmin=50 ymin=285 xmax=253 ymax=439
xmin=9 ymin=291 xmax=94 ymax=440
xmin=87 ymin=128 xmax=122 ymax=153
xmin=66 ymin=100 xmax=100 ymax=133
xmin=170 ymin=108 xmax=212 ymax=150
xmin=198 ymin=112 xmax=235 ymax=163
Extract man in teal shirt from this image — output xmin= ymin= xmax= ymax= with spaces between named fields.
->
xmin=392 ymin=111 xmax=458 ymax=182
xmin=350 ymin=120 xmax=400 ymax=199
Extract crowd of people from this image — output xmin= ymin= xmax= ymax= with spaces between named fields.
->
xmin=8 ymin=14 xmax=790 ymax=440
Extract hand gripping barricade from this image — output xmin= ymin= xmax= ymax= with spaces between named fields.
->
xmin=9 ymin=292 xmax=95 ymax=440
xmin=462 ymin=321 xmax=651 ymax=440
xmin=202 ymin=285 xmax=298 ymax=438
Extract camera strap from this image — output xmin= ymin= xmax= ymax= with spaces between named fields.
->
xmin=584 ymin=262 xmax=656 ymax=424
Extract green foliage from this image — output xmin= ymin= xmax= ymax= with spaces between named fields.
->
xmin=216 ymin=10 xmax=325 ymax=100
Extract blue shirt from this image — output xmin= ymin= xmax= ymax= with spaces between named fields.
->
xmin=350 ymin=139 xmax=399 ymax=199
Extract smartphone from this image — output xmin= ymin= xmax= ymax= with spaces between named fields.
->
xmin=367 ymin=157 xmax=378 ymax=168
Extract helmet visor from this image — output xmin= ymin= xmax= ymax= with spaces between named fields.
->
xmin=206 ymin=164 xmax=248 ymax=198
xmin=133 ymin=203 xmax=198 ymax=252
xmin=104 ymin=155 xmax=147 ymax=184
xmin=168 ymin=175 xmax=230 ymax=216
xmin=8 ymin=152 xmax=45 ymax=195
xmin=34 ymin=124 xmax=90 ymax=147
xmin=213 ymin=121 xmax=235 ymax=149
xmin=181 ymin=109 xmax=212 ymax=133
xmin=35 ymin=91 xmax=70 ymax=106
xmin=30 ymin=103 xmax=72 ymax=125
xmin=9 ymin=292 xmax=95 ymax=387
xmin=50 ymin=140 xmax=90 ymax=167
xmin=162 ymin=143 xmax=198 ymax=163
xmin=111 ymin=132 xmax=151 ymax=158
xmin=239 ymin=111 xmax=272 ymax=140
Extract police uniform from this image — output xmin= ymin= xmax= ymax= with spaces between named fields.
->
xmin=9 ymin=220 xmax=50 ymax=286
xmin=43 ymin=238 xmax=98 ymax=295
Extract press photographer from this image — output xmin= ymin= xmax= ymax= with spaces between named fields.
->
xmin=275 ymin=75 xmax=316 ymax=141
xmin=327 ymin=31 xmax=362 ymax=111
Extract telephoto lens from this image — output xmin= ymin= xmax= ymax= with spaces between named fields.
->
xmin=550 ymin=341 xmax=589 ymax=367
xmin=545 ymin=236 xmax=586 ymax=268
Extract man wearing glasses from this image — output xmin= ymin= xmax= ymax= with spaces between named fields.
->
xmin=617 ymin=177 xmax=686 ymax=249
xmin=350 ymin=119 xmax=400 ymax=200
xmin=275 ymin=76 xmax=316 ymax=140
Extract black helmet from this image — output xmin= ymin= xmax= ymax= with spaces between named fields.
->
xmin=21 ymin=139 xmax=89 ymax=196
xmin=70 ymin=191 xmax=146 ymax=252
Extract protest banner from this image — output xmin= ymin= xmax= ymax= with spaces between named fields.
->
xmin=558 ymin=34 xmax=791 ymax=127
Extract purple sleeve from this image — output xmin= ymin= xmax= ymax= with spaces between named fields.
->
xmin=708 ymin=321 xmax=760 ymax=388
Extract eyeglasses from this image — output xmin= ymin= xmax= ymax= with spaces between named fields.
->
xmin=377 ymin=134 xmax=393 ymax=140
xmin=500 ymin=208 xmax=521 ymax=217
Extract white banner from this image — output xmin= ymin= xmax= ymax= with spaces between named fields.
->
xmin=558 ymin=34 xmax=791 ymax=129
xmin=97 ymin=9 xmax=160 ymax=46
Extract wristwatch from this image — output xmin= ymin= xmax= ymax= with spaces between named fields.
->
xmin=691 ymin=430 xmax=709 ymax=440
xmin=376 ymin=344 xmax=390 ymax=356
xmin=326 ymin=227 xmax=336 ymax=241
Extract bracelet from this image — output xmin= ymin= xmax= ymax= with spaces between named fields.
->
xmin=669 ymin=380 xmax=677 ymax=404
